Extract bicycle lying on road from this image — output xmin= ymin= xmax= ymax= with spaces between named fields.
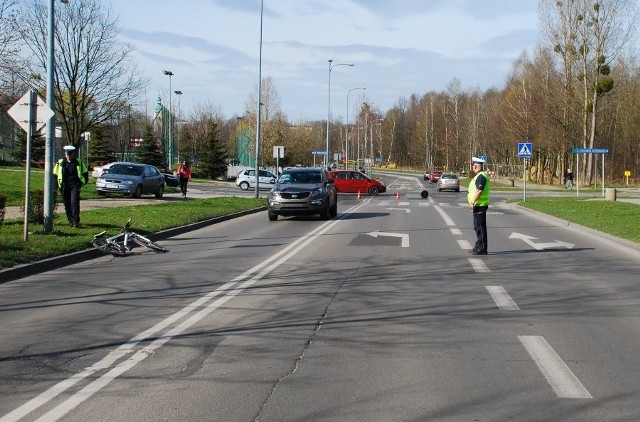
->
xmin=92 ymin=218 xmax=169 ymax=256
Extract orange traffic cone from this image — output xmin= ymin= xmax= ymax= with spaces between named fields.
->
xmin=357 ymin=190 xmax=362 ymax=200
xmin=395 ymin=192 xmax=400 ymax=200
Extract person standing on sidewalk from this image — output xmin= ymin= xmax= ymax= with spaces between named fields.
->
xmin=177 ymin=160 xmax=192 ymax=198
xmin=564 ymin=169 xmax=574 ymax=189
xmin=53 ymin=145 xmax=89 ymax=227
xmin=467 ymin=157 xmax=490 ymax=255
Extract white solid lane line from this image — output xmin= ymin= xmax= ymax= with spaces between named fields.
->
xmin=519 ymin=336 xmax=592 ymax=399
xmin=485 ymin=286 xmax=520 ymax=310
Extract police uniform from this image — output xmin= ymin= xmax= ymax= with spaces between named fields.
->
xmin=53 ymin=145 xmax=88 ymax=227
xmin=467 ymin=157 xmax=490 ymax=255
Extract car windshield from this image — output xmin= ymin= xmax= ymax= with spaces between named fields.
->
xmin=109 ymin=164 xmax=144 ymax=176
xmin=278 ymin=171 xmax=323 ymax=184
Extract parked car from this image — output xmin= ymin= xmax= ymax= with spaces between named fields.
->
xmin=328 ymin=170 xmax=386 ymax=196
xmin=235 ymin=168 xmax=277 ymax=190
xmin=436 ymin=173 xmax=460 ymax=192
xmin=163 ymin=173 xmax=180 ymax=187
xmin=267 ymin=167 xmax=338 ymax=221
xmin=92 ymin=162 xmax=126 ymax=178
xmin=95 ymin=163 xmax=165 ymax=198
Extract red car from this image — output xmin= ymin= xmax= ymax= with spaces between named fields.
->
xmin=429 ymin=170 xmax=443 ymax=183
xmin=328 ymin=170 xmax=386 ymax=196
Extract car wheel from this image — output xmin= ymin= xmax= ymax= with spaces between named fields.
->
xmin=320 ymin=203 xmax=330 ymax=220
xmin=155 ymin=184 xmax=164 ymax=199
xmin=329 ymin=198 xmax=338 ymax=217
xmin=268 ymin=210 xmax=278 ymax=221
xmin=368 ymin=186 xmax=379 ymax=196
xmin=239 ymin=181 xmax=250 ymax=190
xmin=133 ymin=185 xmax=142 ymax=198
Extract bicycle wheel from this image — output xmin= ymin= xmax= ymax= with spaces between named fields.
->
xmin=93 ymin=239 xmax=128 ymax=257
xmin=132 ymin=234 xmax=168 ymax=253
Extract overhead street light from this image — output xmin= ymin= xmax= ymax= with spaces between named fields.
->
xmin=162 ymin=70 xmax=174 ymax=169
xmin=326 ymin=59 xmax=354 ymax=169
xmin=43 ymin=0 xmax=70 ymax=233
xmin=346 ymin=87 xmax=366 ymax=170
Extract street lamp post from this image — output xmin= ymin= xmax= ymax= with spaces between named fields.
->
xmin=174 ymin=90 xmax=182 ymax=161
xmin=326 ymin=59 xmax=354 ymax=169
xmin=43 ymin=0 xmax=69 ymax=233
xmin=162 ymin=70 xmax=174 ymax=169
xmin=255 ymin=0 xmax=264 ymax=198
xmin=346 ymin=87 xmax=366 ymax=170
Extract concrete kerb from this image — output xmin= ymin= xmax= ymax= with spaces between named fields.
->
xmin=0 ymin=206 xmax=266 ymax=285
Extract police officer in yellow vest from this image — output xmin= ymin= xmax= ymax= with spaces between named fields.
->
xmin=467 ymin=156 xmax=490 ymax=255
xmin=53 ymin=145 xmax=89 ymax=227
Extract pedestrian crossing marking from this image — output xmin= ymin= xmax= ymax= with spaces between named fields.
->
xmin=518 ymin=142 xmax=533 ymax=157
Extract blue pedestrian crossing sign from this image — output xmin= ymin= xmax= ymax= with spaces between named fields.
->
xmin=518 ymin=142 xmax=533 ymax=158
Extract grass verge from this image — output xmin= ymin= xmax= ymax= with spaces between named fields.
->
xmin=0 ymin=197 xmax=265 ymax=269
xmin=513 ymin=197 xmax=640 ymax=244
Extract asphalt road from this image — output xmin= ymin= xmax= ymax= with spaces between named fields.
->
xmin=1 ymin=175 xmax=640 ymax=421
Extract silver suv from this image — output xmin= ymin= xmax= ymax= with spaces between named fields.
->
xmin=267 ymin=168 xmax=338 ymax=221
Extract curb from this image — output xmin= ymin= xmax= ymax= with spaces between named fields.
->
xmin=0 ymin=206 xmax=266 ymax=285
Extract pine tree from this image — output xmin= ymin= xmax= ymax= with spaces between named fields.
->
xmin=88 ymin=125 xmax=116 ymax=166
xmin=198 ymin=121 xmax=229 ymax=179
xmin=135 ymin=124 xmax=165 ymax=168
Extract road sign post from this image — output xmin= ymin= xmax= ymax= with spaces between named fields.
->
xmin=517 ymin=142 xmax=533 ymax=201
xmin=7 ymin=90 xmax=53 ymax=240
xmin=571 ymin=147 xmax=609 ymax=197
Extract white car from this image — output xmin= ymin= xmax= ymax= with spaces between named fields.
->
xmin=92 ymin=162 xmax=126 ymax=178
xmin=235 ymin=168 xmax=277 ymax=190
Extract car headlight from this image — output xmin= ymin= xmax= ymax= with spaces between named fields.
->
xmin=311 ymin=187 xmax=324 ymax=197
xmin=122 ymin=180 xmax=134 ymax=185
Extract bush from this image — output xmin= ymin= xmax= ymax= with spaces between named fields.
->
xmin=19 ymin=189 xmax=58 ymax=224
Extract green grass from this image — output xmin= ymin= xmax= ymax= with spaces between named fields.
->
xmin=0 ymin=197 xmax=265 ymax=269
xmin=514 ymin=197 xmax=640 ymax=243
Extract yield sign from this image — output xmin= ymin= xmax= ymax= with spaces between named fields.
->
xmin=7 ymin=91 xmax=54 ymax=133
xmin=517 ymin=142 xmax=532 ymax=157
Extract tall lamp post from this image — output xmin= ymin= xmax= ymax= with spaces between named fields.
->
xmin=326 ymin=59 xmax=353 ymax=169
xmin=255 ymin=0 xmax=264 ymax=198
xmin=43 ymin=0 xmax=69 ymax=233
xmin=346 ymin=87 xmax=366 ymax=170
xmin=174 ymin=90 xmax=182 ymax=161
xmin=162 ymin=70 xmax=174 ymax=169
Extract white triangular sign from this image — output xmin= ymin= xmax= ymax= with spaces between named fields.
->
xmin=519 ymin=144 xmax=531 ymax=156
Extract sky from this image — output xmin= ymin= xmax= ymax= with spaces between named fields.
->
xmin=108 ymin=0 xmax=542 ymax=122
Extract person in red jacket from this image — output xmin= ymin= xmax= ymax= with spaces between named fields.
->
xmin=177 ymin=160 xmax=192 ymax=198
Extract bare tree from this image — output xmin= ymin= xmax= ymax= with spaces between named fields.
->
xmin=19 ymin=0 xmax=147 ymax=151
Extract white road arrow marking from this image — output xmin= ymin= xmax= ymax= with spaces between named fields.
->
xmin=367 ymin=231 xmax=410 ymax=247
xmin=509 ymin=232 xmax=574 ymax=251
xmin=386 ymin=208 xmax=411 ymax=213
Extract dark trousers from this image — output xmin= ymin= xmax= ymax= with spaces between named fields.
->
xmin=179 ymin=177 xmax=189 ymax=194
xmin=62 ymin=183 xmax=81 ymax=225
xmin=472 ymin=206 xmax=488 ymax=252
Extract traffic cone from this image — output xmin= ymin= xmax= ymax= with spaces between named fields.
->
xmin=357 ymin=190 xmax=362 ymax=200
xmin=395 ymin=192 xmax=400 ymax=200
